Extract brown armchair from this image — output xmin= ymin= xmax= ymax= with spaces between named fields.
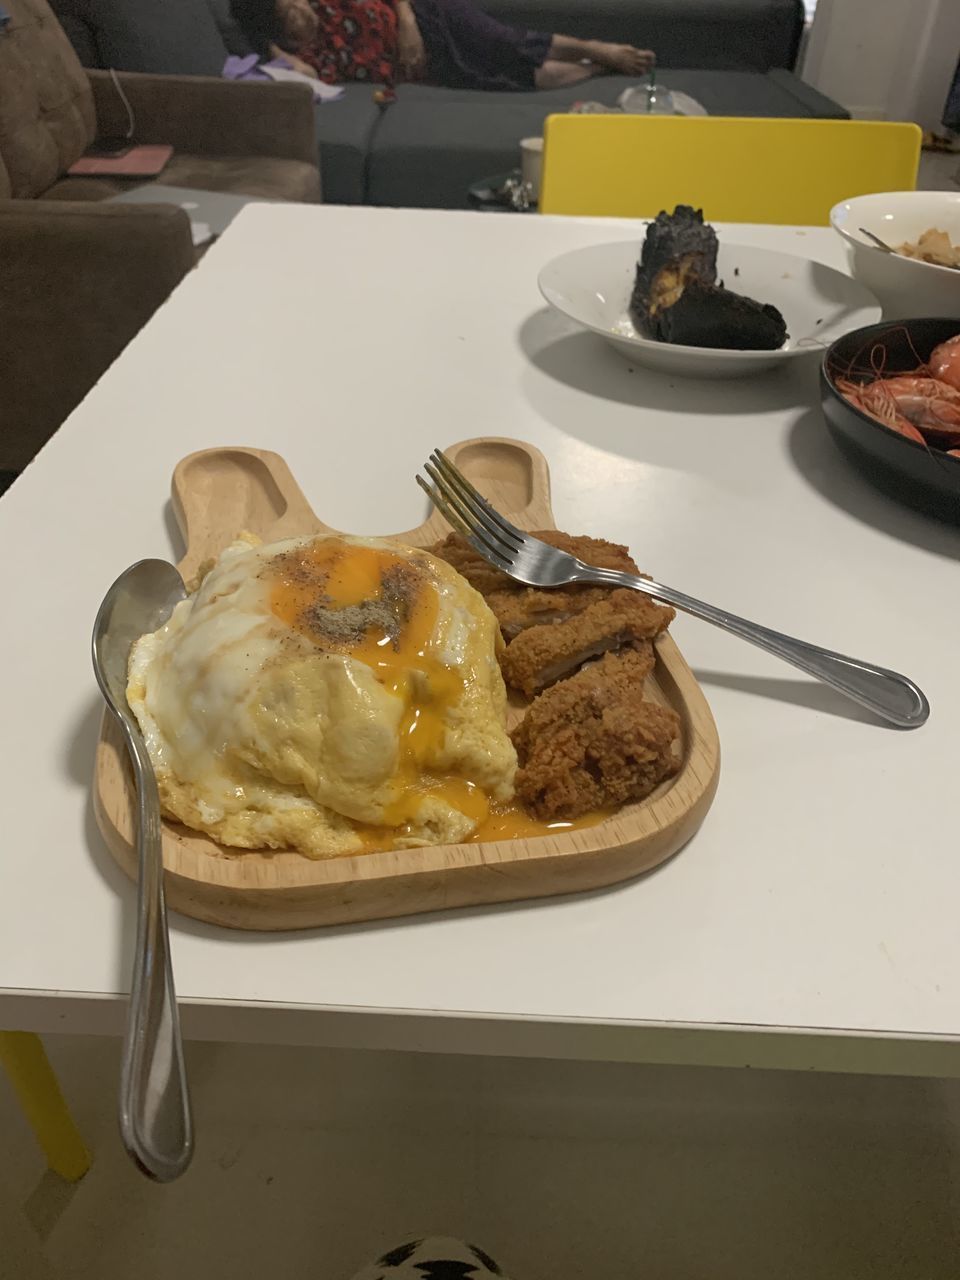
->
xmin=0 ymin=0 xmax=320 ymax=480
xmin=0 ymin=201 xmax=194 ymax=475
xmin=59 ymin=71 xmax=321 ymax=203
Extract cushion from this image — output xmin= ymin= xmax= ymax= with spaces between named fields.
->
xmin=480 ymin=0 xmax=805 ymax=72
xmin=47 ymin=0 xmax=99 ymax=65
xmin=312 ymin=85 xmax=383 ymax=205
xmin=49 ymin=0 xmax=229 ymax=75
xmin=0 ymin=0 xmax=96 ymax=198
xmin=368 ymin=91 xmax=548 ymax=209
xmin=368 ymin=71 xmax=847 ymax=210
xmin=46 ymin=152 xmax=322 ymax=201
xmin=204 ymin=0 xmax=255 ymax=57
xmin=159 ymin=151 xmax=320 ymax=200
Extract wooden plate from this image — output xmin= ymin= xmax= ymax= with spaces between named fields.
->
xmin=93 ymin=439 xmax=720 ymax=930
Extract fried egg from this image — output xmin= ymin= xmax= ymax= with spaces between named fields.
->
xmin=127 ymin=534 xmax=517 ymax=858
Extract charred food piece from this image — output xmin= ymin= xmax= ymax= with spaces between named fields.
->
xmin=657 ymin=279 xmax=788 ymax=350
xmin=630 ymin=205 xmax=787 ymax=351
xmin=630 ymin=204 xmax=719 ymax=337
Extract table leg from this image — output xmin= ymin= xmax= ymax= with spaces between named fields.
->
xmin=0 ymin=1033 xmax=92 ymax=1182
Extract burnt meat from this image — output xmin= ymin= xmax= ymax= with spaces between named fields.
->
xmin=658 ymin=280 xmax=788 ymax=350
xmin=630 ymin=205 xmax=788 ymax=351
xmin=631 ymin=205 xmax=718 ymax=336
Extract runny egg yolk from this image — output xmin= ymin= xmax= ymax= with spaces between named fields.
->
xmin=269 ymin=540 xmax=488 ymax=829
xmin=348 ymin=804 xmax=606 ymax=854
xmin=470 ymin=807 xmax=604 ymax=842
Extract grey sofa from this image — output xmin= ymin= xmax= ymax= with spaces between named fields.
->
xmin=53 ymin=0 xmax=846 ymax=208
xmin=483 ymin=1 xmax=805 ymax=71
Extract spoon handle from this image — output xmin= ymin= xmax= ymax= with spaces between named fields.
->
xmin=118 ymin=727 xmax=193 ymax=1182
xmin=858 ymin=227 xmax=895 ymax=254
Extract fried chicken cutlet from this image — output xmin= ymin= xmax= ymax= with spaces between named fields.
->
xmin=512 ymin=651 xmax=681 ymax=821
xmin=500 ymin=589 xmax=674 ymax=699
xmin=430 ymin=532 xmax=641 ymax=639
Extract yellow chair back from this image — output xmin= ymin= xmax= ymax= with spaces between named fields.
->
xmin=539 ymin=116 xmax=921 ymax=225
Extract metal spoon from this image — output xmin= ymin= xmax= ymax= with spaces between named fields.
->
xmin=859 ymin=227 xmax=896 ymax=254
xmin=92 ymin=560 xmax=192 ymax=1182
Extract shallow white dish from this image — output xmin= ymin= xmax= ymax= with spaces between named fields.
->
xmin=830 ymin=191 xmax=960 ymax=319
xmin=538 ymin=240 xmax=881 ymax=379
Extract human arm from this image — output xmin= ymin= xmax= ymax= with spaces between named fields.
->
xmin=396 ymin=0 xmax=427 ymax=81
xmin=547 ymin=34 xmax=654 ymax=75
xmin=269 ymin=42 xmax=320 ymax=77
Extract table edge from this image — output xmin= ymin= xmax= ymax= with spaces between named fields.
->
xmin=3 ymin=989 xmax=958 ymax=1077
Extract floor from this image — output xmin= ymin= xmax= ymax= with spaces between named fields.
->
xmin=918 ymin=147 xmax=960 ymax=191
xmin=3 ymin=1037 xmax=960 ymax=1279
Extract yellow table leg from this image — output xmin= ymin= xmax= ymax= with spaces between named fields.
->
xmin=0 ymin=1033 xmax=92 ymax=1182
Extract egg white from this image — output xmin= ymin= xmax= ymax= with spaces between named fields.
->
xmin=126 ymin=534 xmax=516 ymax=858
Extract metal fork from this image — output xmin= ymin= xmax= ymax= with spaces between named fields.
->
xmin=417 ymin=450 xmax=929 ymax=730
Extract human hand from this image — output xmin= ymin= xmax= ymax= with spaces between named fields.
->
xmin=276 ymin=0 xmax=319 ymax=47
xmin=269 ymin=43 xmax=319 ymax=78
xmin=285 ymin=52 xmax=319 ymax=78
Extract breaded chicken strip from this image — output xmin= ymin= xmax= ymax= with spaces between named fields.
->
xmin=500 ymin=589 xmax=674 ymax=699
xmin=512 ymin=651 xmax=681 ymax=820
xmin=429 ymin=534 xmax=513 ymax=597
xmin=430 ymin=532 xmax=642 ymax=638
xmin=485 ymin=586 xmax=615 ymax=639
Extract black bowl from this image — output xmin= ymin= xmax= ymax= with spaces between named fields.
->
xmin=820 ymin=318 xmax=960 ymax=524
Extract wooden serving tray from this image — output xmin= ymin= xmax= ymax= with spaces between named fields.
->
xmin=94 ymin=439 xmax=720 ymax=930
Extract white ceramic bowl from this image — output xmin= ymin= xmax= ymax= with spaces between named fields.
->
xmin=830 ymin=191 xmax=960 ymax=319
xmin=538 ymin=241 xmax=881 ymax=379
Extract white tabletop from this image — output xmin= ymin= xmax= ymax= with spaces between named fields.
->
xmin=2 ymin=206 xmax=958 ymax=1074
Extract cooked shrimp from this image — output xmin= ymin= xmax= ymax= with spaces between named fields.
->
xmin=837 ymin=376 xmax=925 ymax=443
xmin=930 ymin=334 xmax=960 ymax=392
xmin=859 ymin=376 xmax=960 ymax=447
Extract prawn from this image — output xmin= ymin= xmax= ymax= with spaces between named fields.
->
xmin=836 ymin=376 xmax=925 ymax=443
xmin=859 ymin=376 xmax=960 ymax=447
xmin=929 ymin=333 xmax=960 ymax=392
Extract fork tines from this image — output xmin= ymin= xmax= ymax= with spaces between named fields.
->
xmin=417 ymin=449 xmax=522 ymax=569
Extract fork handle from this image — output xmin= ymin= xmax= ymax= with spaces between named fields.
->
xmin=581 ymin=567 xmax=929 ymax=729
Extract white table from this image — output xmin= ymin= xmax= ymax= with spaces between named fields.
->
xmin=2 ymin=206 xmax=958 ymax=1076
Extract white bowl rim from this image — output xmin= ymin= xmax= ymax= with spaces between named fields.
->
xmin=537 ymin=240 xmax=880 ymax=362
xmin=829 ymin=191 xmax=960 ymax=282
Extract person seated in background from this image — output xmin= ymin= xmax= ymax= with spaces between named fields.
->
xmin=231 ymin=0 xmax=654 ymax=92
